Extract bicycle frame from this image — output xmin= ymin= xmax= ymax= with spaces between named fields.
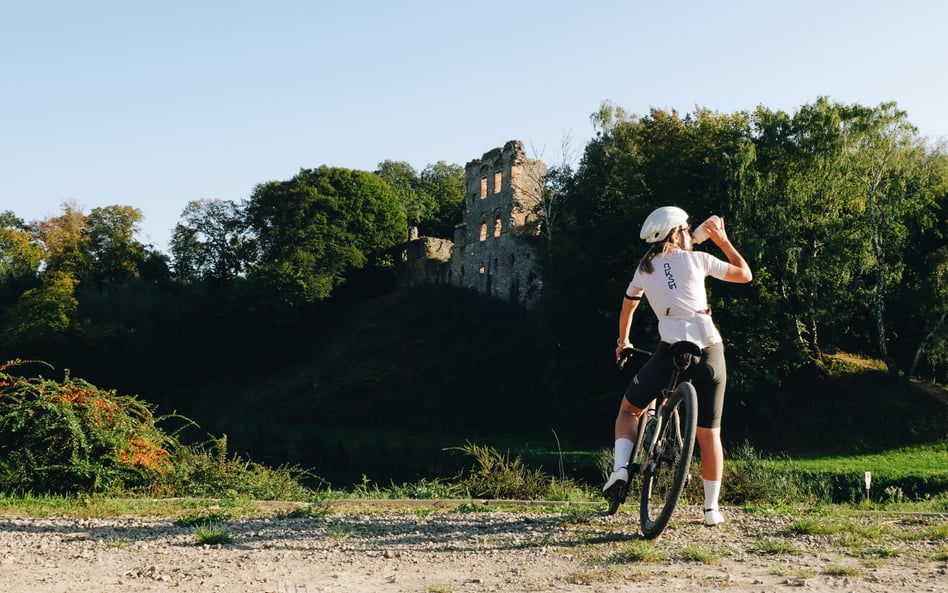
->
xmin=620 ymin=344 xmax=695 ymax=470
xmin=607 ymin=341 xmax=701 ymax=535
xmin=641 ymin=344 xmax=696 ymax=463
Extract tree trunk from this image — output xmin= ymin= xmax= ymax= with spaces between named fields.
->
xmin=909 ymin=310 xmax=947 ymax=377
xmin=864 ymin=158 xmax=898 ymax=374
xmin=809 ymin=313 xmax=822 ymax=360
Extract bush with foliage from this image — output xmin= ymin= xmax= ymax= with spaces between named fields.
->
xmin=0 ymin=360 xmax=174 ymax=493
xmin=0 ymin=360 xmax=312 ymax=498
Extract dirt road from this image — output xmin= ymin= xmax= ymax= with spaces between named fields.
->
xmin=1 ymin=502 xmax=945 ymax=592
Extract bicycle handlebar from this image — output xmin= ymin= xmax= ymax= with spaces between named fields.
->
xmin=617 ymin=346 xmax=653 ymax=370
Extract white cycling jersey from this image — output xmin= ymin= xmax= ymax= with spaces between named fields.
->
xmin=625 ymin=249 xmax=730 ymax=349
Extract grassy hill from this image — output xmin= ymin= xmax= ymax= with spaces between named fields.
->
xmin=159 ymin=285 xmax=948 ymax=490
xmin=162 ymin=285 xmax=560 ymax=487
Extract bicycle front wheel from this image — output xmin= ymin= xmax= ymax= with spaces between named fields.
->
xmin=639 ymin=382 xmax=698 ymax=539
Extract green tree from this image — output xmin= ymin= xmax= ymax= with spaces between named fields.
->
xmin=25 ymin=202 xmax=153 ymax=288
xmin=84 ymin=205 xmax=146 ymax=287
xmin=905 ymin=246 xmax=948 ymax=378
xmin=170 ymin=199 xmax=253 ymax=284
xmin=840 ymin=102 xmax=942 ymax=372
xmin=884 ymin=147 xmax=948 ymax=379
xmin=374 ymin=160 xmax=465 ymax=240
xmin=375 ymin=160 xmax=435 ymax=238
xmin=0 ymin=211 xmax=42 ymax=305
xmin=1 ymin=271 xmax=79 ymax=356
xmin=32 ymin=201 xmax=89 ymax=277
xmin=750 ymin=99 xmax=870 ymax=359
xmin=417 ymin=161 xmax=465 ymax=239
xmin=245 ymin=166 xmax=407 ymax=302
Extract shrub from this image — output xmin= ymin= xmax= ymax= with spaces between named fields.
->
xmin=0 ymin=360 xmax=313 ymax=499
xmin=0 ymin=360 xmax=174 ymax=494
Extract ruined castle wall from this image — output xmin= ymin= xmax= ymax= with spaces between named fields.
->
xmin=448 ymin=140 xmax=546 ymax=306
xmin=396 ymin=237 xmax=453 ymax=288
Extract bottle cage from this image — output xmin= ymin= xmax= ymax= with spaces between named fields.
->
xmin=670 ymin=341 xmax=701 ymax=371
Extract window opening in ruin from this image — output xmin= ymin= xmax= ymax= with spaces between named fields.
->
xmin=479 ymin=263 xmax=486 ymax=275
xmin=493 ymin=216 xmax=502 ymax=237
xmin=493 ymin=257 xmax=498 ymax=271
xmin=494 ymin=170 xmax=502 ymax=193
xmin=480 ymin=176 xmax=488 ymax=198
xmin=479 ymin=222 xmax=487 ymax=241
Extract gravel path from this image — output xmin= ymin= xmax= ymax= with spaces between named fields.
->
xmin=0 ymin=502 xmax=945 ymax=592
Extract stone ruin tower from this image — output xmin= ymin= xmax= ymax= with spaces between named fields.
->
xmin=397 ymin=139 xmax=547 ymax=306
xmin=449 ymin=140 xmax=547 ymax=306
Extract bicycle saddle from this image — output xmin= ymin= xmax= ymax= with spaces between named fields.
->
xmin=669 ymin=341 xmax=701 ymax=370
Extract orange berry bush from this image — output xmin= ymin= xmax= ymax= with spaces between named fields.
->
xmin=0 ymin=359 xmax=312 ymax=498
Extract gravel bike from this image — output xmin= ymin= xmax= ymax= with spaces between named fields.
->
xmin=604 ymin=340 xmax=700 ymax=539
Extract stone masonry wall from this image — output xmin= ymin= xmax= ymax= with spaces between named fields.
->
xmin=450 ymin=140 xmax=546 ymax=306
xmin=397 ymin=236 xmax=453 ymax=287
xmin=397 ymin=140 xmax=547 ymax=307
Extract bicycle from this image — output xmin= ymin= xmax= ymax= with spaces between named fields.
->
xmin=604 ymin=340 xmax=700 ymax=539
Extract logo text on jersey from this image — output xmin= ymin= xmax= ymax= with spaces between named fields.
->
xmin=663 ymin=263 xmax=677 ymax=289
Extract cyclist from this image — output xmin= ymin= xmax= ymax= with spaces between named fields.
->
xmin=604 ymin=206 xmax=752 ymax=526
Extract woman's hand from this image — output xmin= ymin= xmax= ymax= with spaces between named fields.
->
xmin=616 ymin=340 xmax=632 ymax=363
xmin=705 ymin=216 xmax=729 ymax=245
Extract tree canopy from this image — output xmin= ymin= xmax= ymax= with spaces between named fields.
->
xmin=0 ymin=97 xmax=944 ymax=461
xmin=538 ymin=98 xmax=947 ymax=417
xmin=244 ymin=166 xmax=407 ymax=302
xmin=374 ymin=160 xmax=465 ymax=239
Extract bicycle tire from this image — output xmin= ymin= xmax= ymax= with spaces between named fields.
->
xmin=604 ymin=485 xmax=625 ymax=515
xmin=639 ymin=381 xmax=698 ymax=539
xmin=604 ymin=406 xmax=654 ymax=515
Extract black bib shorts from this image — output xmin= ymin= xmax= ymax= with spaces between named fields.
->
xmin=623 ymin=341 xmax=726 ymax=429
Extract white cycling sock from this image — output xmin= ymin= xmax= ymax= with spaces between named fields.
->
xmin=613 ymin=438 xmax=634 ymax=472
xmin=703 ymin=479 xmax=722 ymax=510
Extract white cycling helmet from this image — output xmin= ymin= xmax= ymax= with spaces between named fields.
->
xmin=639 ymin=206 xmax=689 ymax=243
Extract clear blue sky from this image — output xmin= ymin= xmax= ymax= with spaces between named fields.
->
xmin=3 ymin=0 xmax=946 ymax=252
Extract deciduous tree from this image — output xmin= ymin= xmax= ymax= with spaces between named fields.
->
xmin=840 ymin=102 xmax=941 ymax=372
xmin=245 ymin=166 xmax=406 ymax=302
xmin=417 ymin=161 xmax=465 ymax=239
xmin=375 ymin=160 xmax=435 ymax=238
xmin=0 ymin=211 xmax=41 ymax=305
xmin=171 ymin=199 xmax=253 ymax=284
xmin=84 ymin=205 xmax=146 ymax=287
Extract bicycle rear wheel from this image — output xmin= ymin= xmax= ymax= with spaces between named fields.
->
xmin=639 ymin=382 xmax=697 ymax=539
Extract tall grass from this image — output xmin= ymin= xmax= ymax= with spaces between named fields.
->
xmin=449 ymin=441 xmax=589 ymax=501
xmin=723 ymin=442 xmax=827 ymax=506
